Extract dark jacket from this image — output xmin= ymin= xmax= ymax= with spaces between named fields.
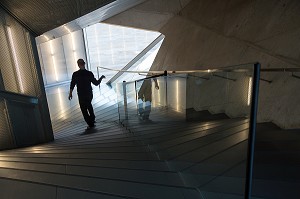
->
xmin=70 ymin=69 xmax=101 ymax=96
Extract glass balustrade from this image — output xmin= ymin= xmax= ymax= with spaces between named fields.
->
xmin=115 ymin=63 xmax=259 ymax=198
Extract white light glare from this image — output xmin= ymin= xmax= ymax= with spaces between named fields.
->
xmin=7 ymin=26 xmax=24 ymax=93
xmin=63 ymin=25 xmax=71 ymax=33
xmin=43 ymin=35 xmax=49 ymax=40
xmin=247 ymin=77 xmax=253 ymax=106
xmin=49 ymin=40 xmax=58 ymax=81
xmin=57 ymin=88 xmax=65 ymax=119
xmin=176 ymin=80 xmax=179 ymax=112
xmin=64 ymin=25 xmax=77 ymax=68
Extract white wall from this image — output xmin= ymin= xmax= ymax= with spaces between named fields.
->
xmin=38 ymin=30 xmax=86 ymax=86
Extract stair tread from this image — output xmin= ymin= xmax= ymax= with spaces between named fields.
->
xmin=0 ymin=167 xmax=200 ymax=199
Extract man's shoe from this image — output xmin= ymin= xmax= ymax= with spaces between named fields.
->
xmin=86 ymin=124 xmax=95 ymax=130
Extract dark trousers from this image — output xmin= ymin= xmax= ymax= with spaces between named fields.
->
xmin=78 ymin=94 xmax=95 ymax=126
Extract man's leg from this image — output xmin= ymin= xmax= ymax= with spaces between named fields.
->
xmin=78 ymin=97 xmax=91 ymax=126
xmin=87 ymin=94 xmax=95 ymax=125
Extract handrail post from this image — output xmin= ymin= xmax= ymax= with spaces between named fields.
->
xmin=135 ymin=81 xmax=138 ymax=115
xmin=122 ymin=81 xmax=128 ymax=121
xmin=97 ymin=67 xmax=100 ymax=90
xmin=164 ymin=70 xmax=167 ymax=76
xmin=245 ymin=63 xmax=260 ymax=199
xmin=164 ymin=71 xmax=168 ymax=108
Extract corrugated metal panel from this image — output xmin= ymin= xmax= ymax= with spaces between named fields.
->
xmin=5 ymin=15 xmax=38 ymax=96
xmin=0 ymin=10 xmax=19 ymax=93
xmin=0 ymin=0 xmax=115 ymax=35
xmin=25 ymin=31 xmax=42 ymax=97
xmin=0 ymin=9 xmax=44 ymax=97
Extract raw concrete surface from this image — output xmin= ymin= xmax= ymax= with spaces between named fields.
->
xmin=106 ymin=0 xmax=300 ymax=128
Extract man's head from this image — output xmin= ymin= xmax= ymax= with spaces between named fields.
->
xmin=77 ymin=59 xmax=85 ymax=69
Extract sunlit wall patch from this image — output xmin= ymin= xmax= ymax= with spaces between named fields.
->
xmin=64 ymin=25 xmax=77 ymax=70
xmin=49 ymin=40 xmax=58 ymax=82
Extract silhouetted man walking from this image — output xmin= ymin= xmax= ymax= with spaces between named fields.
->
xmin=68 ymin=59 xmax=105 ymax=129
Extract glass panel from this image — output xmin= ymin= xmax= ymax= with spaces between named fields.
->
xmin=187 ymin=68 xmax=253 ymax=122
xmin=182 ymin=65 xmax=254 ymax=198
xmin=116 ymin=64 xmax=257 ymax=198
xmin=252 ymin=69 xmax=300 ymax=198
xmin=116 ymin=81 xmax=127 ymax=123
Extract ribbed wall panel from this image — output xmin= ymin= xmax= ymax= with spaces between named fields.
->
xmin=0 ymin=9 xmax=41 ymax=97
xmin=5 ymin=15 xmax=38 ymax=96
xmin=0 ymin=98 xmax=14 ymax=150
xmin=25 ymin=32 xmax=42 ymax=97
xmin=0 ymin=9 xmax=19 ymax=93
xmin=0 ymin=0 xmax=115 ymax=35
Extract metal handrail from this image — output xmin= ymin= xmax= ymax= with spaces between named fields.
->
xmin=99 ymin=65 xmax=300 ymax=74
xmin=127 ymin=73 xmax=166 ymax=84
xmin=292 ymin=73 xmax=300 ymax=79
xmin=0 ymin=90 xmax=38 ymax=104
xmin=98 ymin=65 xmax=255 ymax=74
xmin=261 ymin=68 xmax=300 ymax=72
xmin=260 ymin=68 xmax=300 ymax=82
xmin=98 ymin=63 xmax=257 ymax=86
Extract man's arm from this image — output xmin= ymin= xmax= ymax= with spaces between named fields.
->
xmin=69 ymin=73 xmax=76 ymax=100
xmin=68 ymin=89 xmax=73 ymax=100
xmin=91 ymin=73 xmax=106 ymax=86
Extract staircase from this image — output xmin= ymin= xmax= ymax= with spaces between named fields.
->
xmin=1 ymin=84 xmax=297 ymax=198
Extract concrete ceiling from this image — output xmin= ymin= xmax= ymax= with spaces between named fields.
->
xmin=0 ymin=0 xmax=115 ymax=36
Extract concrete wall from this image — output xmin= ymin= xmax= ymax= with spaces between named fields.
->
xmin=152 ymin=0 xmax=300 ymax=69
xmin=105 ymin=0 xmax=192 ymax=31
xmin=258 ymin=71 xmax=300 ymax=129
xmin=106 ymin=0 xmax=300 ymax=129
xmin=186 ymin=71 xmax=251 ymax=119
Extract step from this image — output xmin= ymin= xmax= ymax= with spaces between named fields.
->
xmin=0 ymin=156 xmax=170 ymax=171
xmin=156 ymin=123 xmax=249 ymax=160
xmin=0 ymin=151 xmax=158 ymax=161
xmin=166 ymin=130 xmax=249 ymax=171
xmin=0 ymin=167 xmax=200 ymax=199
xmin=0 ymin=160 xmax=184 ymax=186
